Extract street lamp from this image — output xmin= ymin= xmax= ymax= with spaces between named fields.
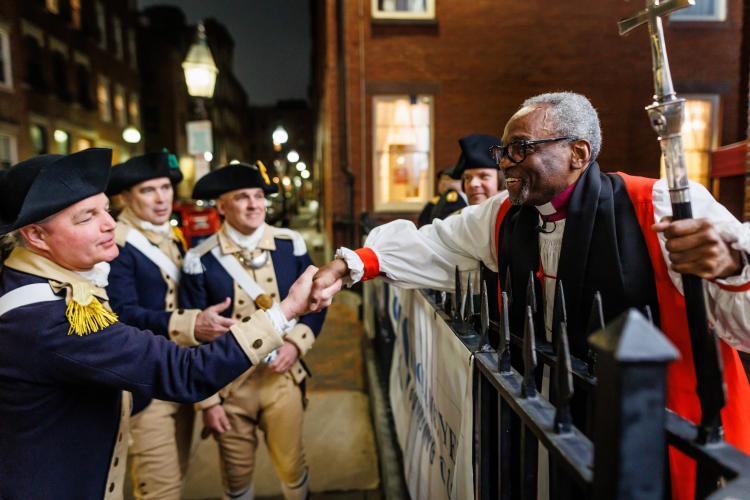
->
xmin=182 ymin=23 xmax=218 ymax=99
xmin=122 ymin=126 xmax=141 ymax=144
xmin=272 ymin=125 xmax=288 ymax=146
xmin=286 ymin=149 xmax=299 ymax=163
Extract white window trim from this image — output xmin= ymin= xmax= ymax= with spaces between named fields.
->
xmin=372 ymin=94 xmax=435 ymax=213
xmin=0 ymin=26 xmax=12 ymax=91
xmin=371 ymin=0 xmax=435 ymax=20
xmin=0 ymin=132 xmax=18 ymax=166
xmin=21 ymin=21 xmax=44 ymax=45
xmin=670 ymin=0 xmax=727 ymax=22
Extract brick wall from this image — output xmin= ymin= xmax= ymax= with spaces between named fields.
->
xmin=315 ymin=0 xmax=748 ymax=249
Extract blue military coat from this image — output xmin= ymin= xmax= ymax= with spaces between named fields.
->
xmin=107 ymin=211 xmax=186 ymax=338
xmin=0 ymin=248 xmax=282 ymax=499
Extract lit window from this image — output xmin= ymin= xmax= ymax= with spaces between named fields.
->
xmin=45 ymin=0 xmax=59 ymax=14
xmin=95 ymin=1 xmax=106 ymax=49
xmin=129 ymin=93 xmax=140 ymax=127
xmin=76 ymin=137 xmax=93 ymax=152
xmin=373 ymin=95 xmax=433 ymax=212
xmin=670 ymin=0 xmax=726 ymax=21
xmin=660 ymin=96 xmax=717 ymax=188
xmin=30 ymin=124 xmax=48 ymax=155
xmin=113 ymin=84 xmax=126 ymax=127
xmin=0 ymin=134 xmax=17 ymax=170
xmin=97 ymin=75 xmax=111 ymax=123
xmin=0 ymin=27 xmax=12 ymax=90
xmin=70 ymin=0 xmax=81 ymax=29
xmin=112 ymin=18 xmax=123 ymax=59
xmin=372 ymin=0 xmax=435 ymax=20
xmin=53 ymin=129 xmax=70 ymax=154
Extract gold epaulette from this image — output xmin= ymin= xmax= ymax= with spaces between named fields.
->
xmin=172 ymin=226 xmax=188 ymax=252
xmin=446 ymin=191 xmax=459 ymax=203
xmin=65 ymin=282 xmax=118 ymax=336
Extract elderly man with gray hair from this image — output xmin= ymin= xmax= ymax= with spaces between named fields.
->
xmin=311 ymin=92 xmax=750 ymax=500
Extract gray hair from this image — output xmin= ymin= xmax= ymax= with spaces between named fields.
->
xmin=521 ymin=92 xmax=602 ymax=161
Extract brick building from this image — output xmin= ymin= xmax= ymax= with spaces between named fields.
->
xmin=138 ymin=6 xmax=252 ymax=198
xmin=313 ymin=0 xmax=749 ymax=252
xmin=0 ymin=0 xmax=143 ymax=169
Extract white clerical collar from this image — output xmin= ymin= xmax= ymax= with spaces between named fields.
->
xmin=75 ymin=262 xmax=111 ymax=288
xmin=536 ymin=202 xmax=556 ymax=217
xmin=225 ymin=222 xmax=265 ymax=251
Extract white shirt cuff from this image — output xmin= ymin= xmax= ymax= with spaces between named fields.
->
xmin=266 ymin=303 xmax=296 ymax=336
xmin=335 ymin=247 xmax=364 ymax=287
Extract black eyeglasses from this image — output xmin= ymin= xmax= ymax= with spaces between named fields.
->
xmin=489 ymin=136 xmax=577 ymax=165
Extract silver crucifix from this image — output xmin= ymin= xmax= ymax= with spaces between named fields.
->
xmin=618 ymin=0 xmax=694 ymax=204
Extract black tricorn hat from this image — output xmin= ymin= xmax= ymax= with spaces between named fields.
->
xmin=451 ymin=134 xmax=500 ymax=178
xmin=107 ymin=151 xmax=183 ymax=196
xmin=0 ymin=148 xmax=112 ymax=235
xmin=192 ymin=161 xmax=278 ymax=200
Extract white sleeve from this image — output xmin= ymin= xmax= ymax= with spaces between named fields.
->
xmin=338 ymin=192 xmax=508 ymax=291
xmin=652 ymin=179 xmax=750 ymax=352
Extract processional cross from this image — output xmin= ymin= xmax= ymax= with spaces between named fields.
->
xmin=618 ymin=0 xmax=727 ymax=444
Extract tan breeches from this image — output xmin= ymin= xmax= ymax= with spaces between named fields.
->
xmin=217 ymin=365 xmax=306 ymax=492
xmin=128 ymin=399 xmax=195 ymax=500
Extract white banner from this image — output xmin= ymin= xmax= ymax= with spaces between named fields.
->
xmin=386 ymin=286 xmax=474 ymax=500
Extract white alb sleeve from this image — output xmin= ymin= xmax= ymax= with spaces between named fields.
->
xmin=338 ymin=192 xmax=508 ymax=291
xmin=652 ymin=179 xmax=750 ymax=352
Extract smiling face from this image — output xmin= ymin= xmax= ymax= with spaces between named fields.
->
xmin=20 ymin=193 xmax=119 ymax=271
xmin=217 ymin=187 xmax=267 ymax=235
xmin=462 ymin=168 xmax=500 ymax=205
xmin=121 ymin=177 xmax=174 ymax=225
xmin=500 ymin=105 xmax=591 ymax=206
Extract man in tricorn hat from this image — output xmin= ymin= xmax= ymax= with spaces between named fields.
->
xmin=0 ymin=149 xmax=332 ymax=499
xmin=452 ymin=133 xmax=503 ymax=206
xmin=106 ymin=151 xmax=237 ymax=499
xmin=180 ymin=161 xmax=325 ymax=500
xmin=311 ymin=92 xmax=750 ymax=500
xmin=417 ymin=167 xmax=466 ymax=227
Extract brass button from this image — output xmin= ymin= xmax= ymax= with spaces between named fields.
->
xmin=242 ymin=317 xmax=251 ymax=323
xmin=235 ymin=313 xmax=242 ymax=319
xmin=302 ymin=333 xmax=307 ymax=339
xmin=270 ymin=293 xmax=276 ymax=298
xmin=238 ymin=300 xmax=244 ymax=305
xmin=252 ymin=339 xmax=263 ymax=349
xmin=266 ymin=277 xmax=272 ymax=282
xmin=167 ymin=303 xmax=173 ymax=309
xmin=109 ymin=482 xmax=115 ymax=492
xmin=114 ymin=457 xmax=119 ymax=467
xmin=177 ymin=309 xmax=184 ymax=315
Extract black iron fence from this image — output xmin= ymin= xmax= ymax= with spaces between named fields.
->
xmin=382 ymin=266 xmax=750 ymax=499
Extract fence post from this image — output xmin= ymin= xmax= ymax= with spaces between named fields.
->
xmin=589 ymin=309 xmax=678 ymax=499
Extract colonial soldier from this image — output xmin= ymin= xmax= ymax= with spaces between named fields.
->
xmin=180 ymin=162 xmax=326 ymax=500
xmin=106 ymin=152 xmax=236 ymax=499
xmin=0 ymin=149 xmax=330 ymax=499
xmin=416 ymin=167 xmax=466 ymax=227
xmin=451 ymin=133 xmax=503 ymax=206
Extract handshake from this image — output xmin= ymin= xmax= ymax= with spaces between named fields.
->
xmin=279 ymin=258 xmax=352 ymax=320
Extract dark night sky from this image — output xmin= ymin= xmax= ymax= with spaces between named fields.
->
xmin=138 ymin=0 xmax=311 ymax=106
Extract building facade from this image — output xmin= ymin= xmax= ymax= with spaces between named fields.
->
xmin=0 ymin=0 xmax=143 ymax=168
xmin=313 ymin=0 xmax=749 ymax=253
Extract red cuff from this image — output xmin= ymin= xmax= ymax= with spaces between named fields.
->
xmin=711 ymin=279 xmax=750 ymax=292
xmin=354 ymin=247 xmax=380 ymax=281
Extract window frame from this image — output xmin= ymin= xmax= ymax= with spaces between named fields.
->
xmin=371 ymin=0 xmax=436 ymax=21
xmin=0 ymin=25 xmax=12 ymax=91
xmin=371 ymin=94 xmax=435 ymax=213
xmin=97 ymin=74 xmax=112 ymax=123
xmin=0 ymin=132 xmax=18 ymax=169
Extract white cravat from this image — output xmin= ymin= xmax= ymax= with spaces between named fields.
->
xmin=225 ymin=223 xmax=265 ymax=251
xmin=75 ymin=262 xmax=111 ymax=288
xmin=538 ymin=217 xmax=565 ymax=341
xmin=136 ymin=219 xmax=172 ymax=236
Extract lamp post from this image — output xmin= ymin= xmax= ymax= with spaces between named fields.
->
xmin=183 ymin=22 xmax=218 ymax=184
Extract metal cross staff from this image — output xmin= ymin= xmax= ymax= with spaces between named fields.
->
xmin=618 ymin=0 xmax=726 ymax=444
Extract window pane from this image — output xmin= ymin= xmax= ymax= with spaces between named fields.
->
xmin=377 ymin=0 xmax=427 ymax=12
xmin=373 ymin=95 xmax=433 ymax=210
xmin=129 ymin=93 xmax=140 ymax=126
xmin=114 ymin=85 xmax=126 ymax=126
xmin=97 ymin=76 xmax=111 ymax=122
xmin=30 ymin=124 xmax=47 ymax=155
xmin=0 ymin=32 xmax=7 ymax=85
xmin=659 ymin=98 xmax=714 ymax=187
xmin=0 ymin=135 xmax=13 ymax=170
xmin=671 ymin=0 xmax=724 ymax=20
xmin=71 ymin=0 xmax=81 ymax=29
